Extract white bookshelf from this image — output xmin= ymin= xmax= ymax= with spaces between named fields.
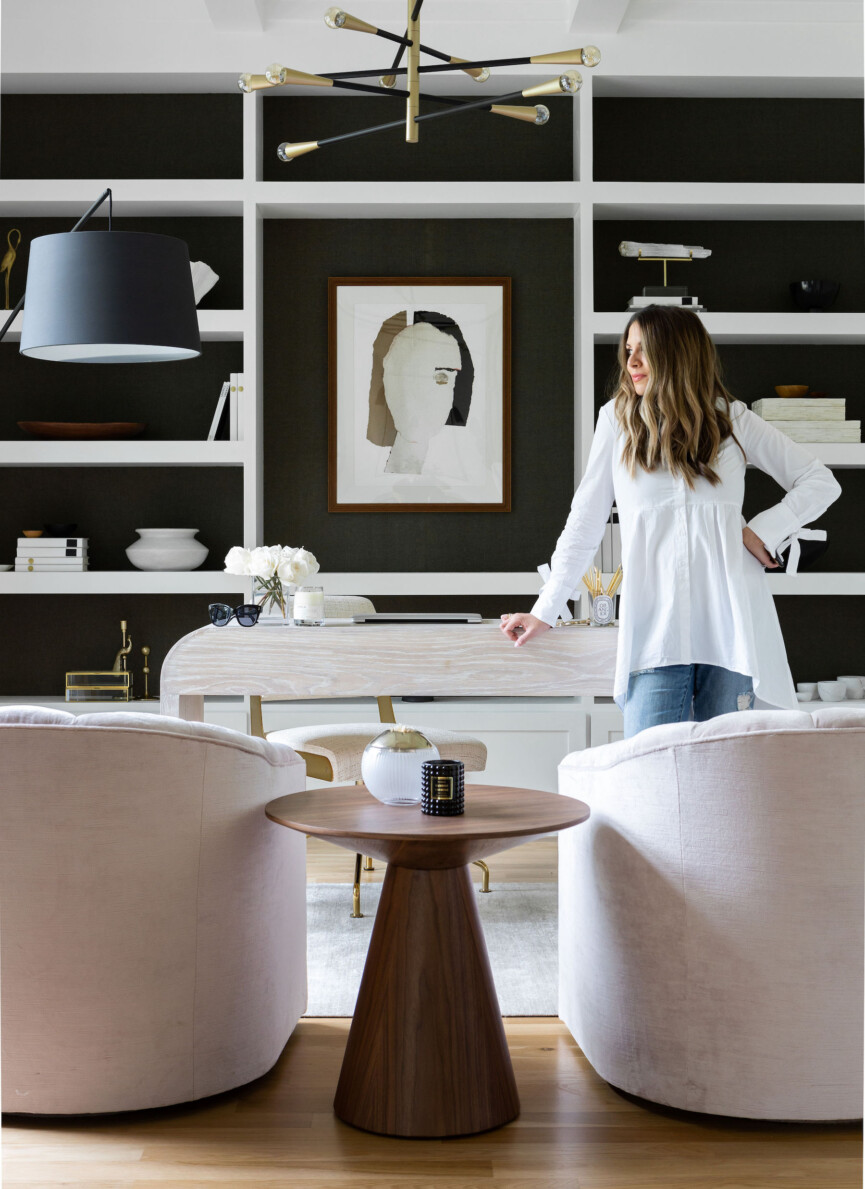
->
xmin=2 ymin=76 xmax=862 ymax=613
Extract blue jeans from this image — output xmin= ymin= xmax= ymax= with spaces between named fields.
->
xmin=622 ymin=663 xmax=755 ymax=739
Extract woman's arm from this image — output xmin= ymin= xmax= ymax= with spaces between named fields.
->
xmin=734 ymin=404 xmax=843 ymax=558
xmin=530 ymin=403 xmax=617 ymax=626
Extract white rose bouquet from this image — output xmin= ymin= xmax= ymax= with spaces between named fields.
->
xmin=224 ymin=544 xmax=319 ymax=618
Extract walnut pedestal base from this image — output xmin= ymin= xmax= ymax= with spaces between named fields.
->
xmin=265 ymin=784 xmax=590 ymax=1139
xmin=334 ymin=862 xmax=518 ymax=1137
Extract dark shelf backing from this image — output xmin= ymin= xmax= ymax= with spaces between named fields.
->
xmin=0 ymin=467 xmax=243 ymax=571
xmin=0 ymin=94 xmax=243 ymax=180
xmin=0 ymin=341 xmax=244 ymax=441
xmin=262 ymin=217 xmax=574 ymax=571
xmin=261 ymin=94 xmax=574 ymax=182
xmin=593 ymin=220 xmax=865 ymax=314
xmin=594 ymin=98 xmax=864 ymax=184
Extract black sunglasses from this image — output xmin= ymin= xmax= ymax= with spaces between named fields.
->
xmin=208 ymin=602 xmax=261 ymax=627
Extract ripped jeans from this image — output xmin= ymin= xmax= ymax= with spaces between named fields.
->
xmin=622 ymin=663 xmax=754 ymax=739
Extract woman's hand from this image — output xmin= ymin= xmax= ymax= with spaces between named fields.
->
xmin=743 ymin=525 xmax=779 ymax=568
xmin=499 ymin=612 xmax=552 ymax=648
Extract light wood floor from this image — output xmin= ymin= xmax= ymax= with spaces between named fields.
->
xmin=3 ymin=1018 xmax=859 ymax=1188
xmin=307 ymin=835 xmax=559 ymax=884
xmin=4 ymin=839 xmax=860 ymax=1187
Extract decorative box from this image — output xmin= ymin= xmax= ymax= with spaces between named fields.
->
xmin=65 ymin=671 xmax=131 ymax=702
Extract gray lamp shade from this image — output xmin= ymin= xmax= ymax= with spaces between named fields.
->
xmin=19 ymin=231 xmax=201 ymax=363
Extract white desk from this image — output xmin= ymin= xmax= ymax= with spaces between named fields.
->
xmin=160 ymin=620 xmax=619 ymax=721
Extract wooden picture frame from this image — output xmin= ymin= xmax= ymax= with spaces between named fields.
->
xmin=328 ymin=277 xmax=511 ymax=512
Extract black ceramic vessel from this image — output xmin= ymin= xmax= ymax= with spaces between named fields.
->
xmin=789 ymin=280 xmax=840 ymax=312
xmin=421 ymin=759 xmax=465 ymax=816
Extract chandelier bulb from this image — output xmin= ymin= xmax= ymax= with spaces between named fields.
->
xmin=277 ymin=140 xmax=321 ymax=162
xmin=534 ymin=105 xmax=550 ymax=125
xmin=324 ymin=7 xmax=348 ymax=27
xmin=473 ymin=67 xmax=491 ymax=83
xmin=238 ymin=74 xmax=254 ymax=93
xmin=266 ymin=63 xmax=288 ymax=85
xmin=559 ymin=70 xmax=582 ymax=93
xmin=581 ymin=45 xmax=601 ymax=67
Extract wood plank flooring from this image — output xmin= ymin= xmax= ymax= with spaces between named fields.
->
xmin=3 ymin=1019 xmax=859 ymax=1187
xmin=3 ymin=838 xmax=860 ymax=1186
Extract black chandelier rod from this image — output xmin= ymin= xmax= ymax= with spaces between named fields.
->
xmin=317 ymin=86 xmax=527 ymax=149
xmin=330 ymin=78 xmax=464 ymax=104
xmin=326 ymin=55 xmax=544 ymax=81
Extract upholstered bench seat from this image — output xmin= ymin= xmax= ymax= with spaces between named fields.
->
xmin=267 ymin=721 xmax=487 ymax=784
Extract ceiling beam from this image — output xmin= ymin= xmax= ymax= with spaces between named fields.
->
xmin=203 ymin=0 xmax=266 ymax=33
xmin=569 ymin=0 xmax=632 ymax=34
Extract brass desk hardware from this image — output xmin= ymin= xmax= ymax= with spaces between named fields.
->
xmin=637 ymin=248 xmax=694 ymax=288
xmin=140 ymin=645 xmax=155 ymax=700
xmin=113 ymin=619 xmax=133 ymax=673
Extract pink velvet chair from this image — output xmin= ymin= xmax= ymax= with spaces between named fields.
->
xmin=558 ymin=705 xmax=864 ymax=1121
xmin=0 ymin=706 xmax=307 ymax=1115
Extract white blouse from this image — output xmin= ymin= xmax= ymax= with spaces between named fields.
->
xmin=531 ymin=399 xmax=842 ymax=711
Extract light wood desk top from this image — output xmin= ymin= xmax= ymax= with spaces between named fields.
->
xmin=160 ymin=619 xmax=618 ymax=719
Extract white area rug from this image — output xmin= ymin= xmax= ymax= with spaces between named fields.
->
xmin=305 ymin=882 xmax=557 ymax=1017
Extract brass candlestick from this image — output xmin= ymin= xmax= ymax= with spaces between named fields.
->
xmin=141 ymin=645 xmax=154 ymax=700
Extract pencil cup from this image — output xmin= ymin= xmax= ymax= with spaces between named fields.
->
xmin=421 ymin=760 xmax=465 ymax=816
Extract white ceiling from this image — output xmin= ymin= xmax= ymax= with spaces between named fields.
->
xmin=0 ymin=0 xmax=862 ymax=92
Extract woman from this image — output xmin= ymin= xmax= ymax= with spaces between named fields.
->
xmin=500 ymin=305 xmax=842 ymax=738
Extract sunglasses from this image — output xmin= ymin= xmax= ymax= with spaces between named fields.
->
xmin=208 ymin=603 xmax=261 ymax=628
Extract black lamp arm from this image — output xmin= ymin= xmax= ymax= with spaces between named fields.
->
xmin=0 ymin=187 xmax=113 ymax=344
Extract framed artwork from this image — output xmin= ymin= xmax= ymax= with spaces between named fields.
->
xmin=328 ymin=276 xmax=511 ymax=512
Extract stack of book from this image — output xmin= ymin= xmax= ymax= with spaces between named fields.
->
xmin=751 ymin=398 xmax=860 ymax=443
xmin=15 ymin=537 xmax=89 ymax=572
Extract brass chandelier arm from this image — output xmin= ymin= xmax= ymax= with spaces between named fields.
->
xmin=405 ymin=0 xmax=421 ymax=143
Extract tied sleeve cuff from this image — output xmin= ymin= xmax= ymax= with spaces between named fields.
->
xmin=773 ymin=527 xmax=827 ymax=575
xmin=746 ymin=505 xmax=802 ymax=557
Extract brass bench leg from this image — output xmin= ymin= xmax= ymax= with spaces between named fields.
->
xmin=351 ymin=852 xmax=364 ymax=918
xmin=473 ymin=859 xmax=491 ymax=893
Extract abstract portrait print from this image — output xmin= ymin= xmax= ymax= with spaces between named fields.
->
xmin=329 ymin=278 xmax=510 ymax=512
xmin=366 ymin=309 xmax=475 ymax=475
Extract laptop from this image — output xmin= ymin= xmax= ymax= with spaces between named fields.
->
xmin=351 ymin=612 xmax=483 ymax=624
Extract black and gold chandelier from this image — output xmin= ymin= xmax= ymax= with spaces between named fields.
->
xmin=239 ymin=2 xmax=600 ymax=163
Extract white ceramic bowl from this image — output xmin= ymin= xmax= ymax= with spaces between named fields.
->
xmin=837 ymin=676 xmax=864 ymax=699
xmin=817 ymin=680 xmax=848 ymax=702
xmin=796 ymin=691 xmax=814 ymax=702
xmin=0 ymin=564 xmax=11 ymax=572
xmin=796 ymin=683 xmax=816 ymax=699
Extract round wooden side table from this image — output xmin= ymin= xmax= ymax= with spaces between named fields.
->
xmin=266 ymin=784 xmax=590 ymax=1138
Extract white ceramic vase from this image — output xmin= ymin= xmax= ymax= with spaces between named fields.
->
xmin=126 ymin=528 xmax=209 ymax=571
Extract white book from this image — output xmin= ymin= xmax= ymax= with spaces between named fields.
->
xmin=17 ymin=536 xmax=88 ymax=548
xmin=229 ymin=372 xmax=244 ymax=442
xmin=207 ymin=381 xmax=230 ymax=441
xmin=770 ymin=421 xmax=860 ymax=443
xmin=16 ymin=560 xmax=88 ymax=571
xmin=17 ymin=548 xmax=88 ymax=560
xmin=628 ymin=295 xmax=705 ymax=310
xmin=752 ymin=398 xmax=844 ymax=421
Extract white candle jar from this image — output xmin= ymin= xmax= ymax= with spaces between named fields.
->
xmin=292 ymin=585 xmax=325 ymax=626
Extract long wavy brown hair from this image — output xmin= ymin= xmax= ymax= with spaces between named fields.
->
xmin=612 ymin=305 xmax=745 ymax=489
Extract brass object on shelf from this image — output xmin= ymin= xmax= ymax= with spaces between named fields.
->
xmin=65 ymin=670 xmax=131 ymax=702
xmin=140 ymin=645 xmax=154 ymax=700
xmin=1 ymin=228 xmax=22 ymax=310
xmin=637 ymin=248 xmax=694 ymax=288
xmin=113 ymin=620 xmax=133 ymax=673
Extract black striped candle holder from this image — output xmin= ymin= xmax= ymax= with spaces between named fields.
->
xmin=421 ymin=759 xmax=465 ymax=816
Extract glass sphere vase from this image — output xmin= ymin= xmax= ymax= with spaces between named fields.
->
xmin=361 ymin=725 xmax=440 ymax=806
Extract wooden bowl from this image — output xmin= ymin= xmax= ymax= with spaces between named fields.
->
xmin=17 ymin=421 xmax=146 ymax=440
xmin=774 ymin=386 xmax=809 ymax=399
xmin=22 ymin=530 xmax=43 ymax=538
